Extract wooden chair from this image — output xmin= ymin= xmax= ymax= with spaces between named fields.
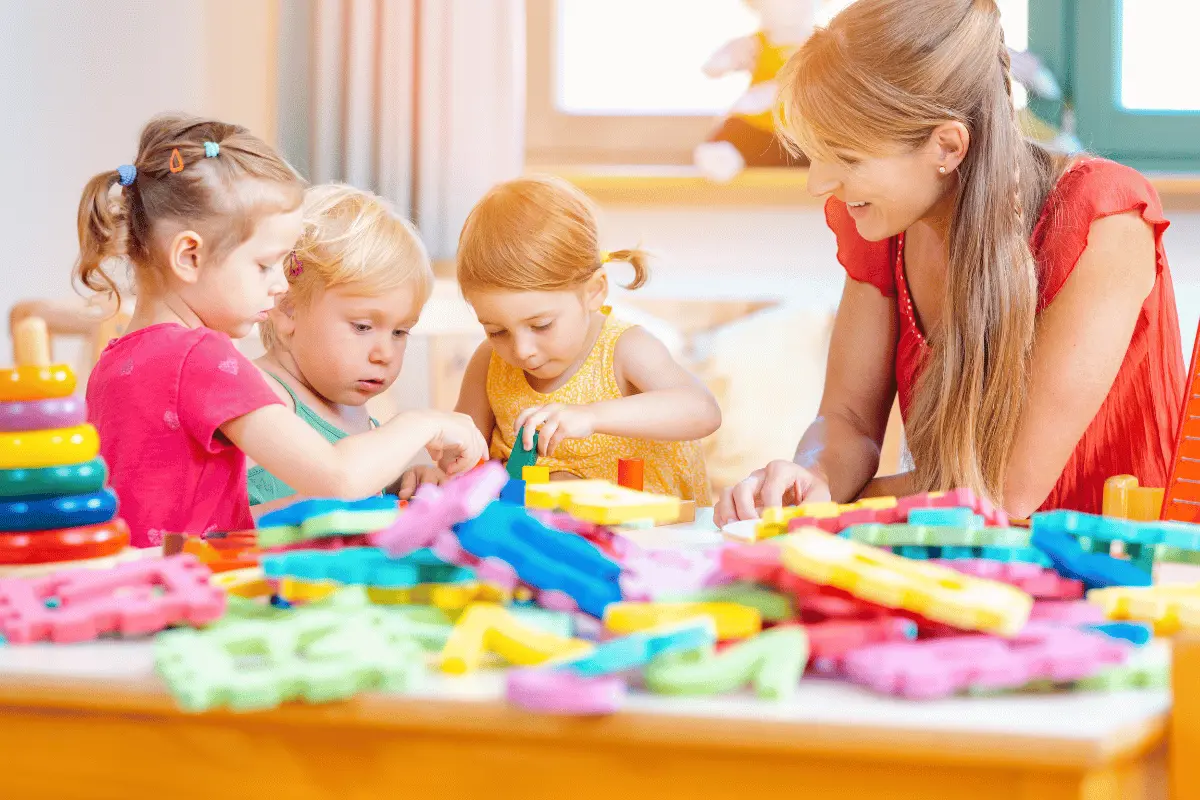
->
xmin=8 ymin=296 xmax=129 ymax=378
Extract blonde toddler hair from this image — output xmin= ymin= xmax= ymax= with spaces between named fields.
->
xmin=457 ymin=174 xmax=648 ymax=293
xmin=261 ymin=183 xmax=434 ymax=350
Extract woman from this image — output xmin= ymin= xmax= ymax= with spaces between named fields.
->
xmin=715 ymin=0 xmax=1185 ymax=524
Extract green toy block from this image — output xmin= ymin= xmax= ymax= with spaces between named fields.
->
xmin=660 ymin=582 xmax=795 ymax=623
xmin=156 ymin=606 xmax=432 ymax=712
xmin=507 ymin=427 xmax=539 ymax=480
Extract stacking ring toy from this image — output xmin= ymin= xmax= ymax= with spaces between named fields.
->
xmin=0 ymin=457 xmax=107 ymax=499
xmin=0 ymin=395 xmax=86 ymax=432
xmin=0 ymin=487 xmax=118 ymax=532
xmin=0 ymin=424 xmax=99 ymax=469
xmin=0 ymin=518 xmax=130 ymax=565
xmin=0 ymin=364 xmax=77 ymax=402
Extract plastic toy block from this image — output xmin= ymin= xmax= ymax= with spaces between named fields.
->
xmin=0 ymin=487 xmax=118 ymax=532
xmin=1030 ymin=519 xmax=1152 ymax=590
xmin=906 ymin=507 xmax=983 ymax=528
xmin=1075 ymin=642 xmax=1170 ymax=690
xmin=1104 ymin=475 xmax=1165 ymax=522
xmin=0 ymin=518 xmax=130 ymax=566
xmin=0 ymin=554 xmax=224 ymax=643
xmin=211 ymin=567 xmax=272 ymax=599
xmin=617 ymin=457 xmax=644 ymax=491
xmin=0 ymin=395 xmax=86 ymax=433
xmin=155 ymin=607 xmax=427 ymax=712
xmin=439 ymin=603 xmax=591 ymax=673
xmin=262 ymin=547 xmax=473 ymax=590
xmin=371 ymin=461 xmax=508 ymax=557
xmin=181 ymin=538 xmax=259 ymax=574
xmin=0 ymin=424 xmax=99 ymax=469
xmin=500 ymin=479 xmax=526 ymax=504
xmin=506 ymin=667 xmax=626 ymax=715
xmin=603 ymin=601 xmax=762 ymax=640
xmin=658 ymin=582 xmax=794 ymax=622
xmin=524 ymin=480 xmax=681 ymax=526
xmin=522 ymin=466 xmax=550 ymax=484
xmin=1087 ymin=583 xmax=1200 ymax=635
xmin=644 ymin=626 xmax=809 ymax=700
xmin=842 ymin=624 xmax=1131 ymax=699
xmin=507 ymin=427 xmax=539 ymax=480
xmin=931 ymin=559 xmax=1083 ymax=600
xmin=779 ymin=529 xmax=1034 ymax=636
xmin=452 ymin=501 xmax=622 ymax=617
xmin=0 ymin=457 xmax=107 ymax=500
xmin=555 ymin=618 xmax=717 ymax=677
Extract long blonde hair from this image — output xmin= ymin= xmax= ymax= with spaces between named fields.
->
xmin=76 ymin=113 xmax=304 ymax=307
xmin=457 ymin=175 xmax=648 ymax=293
xmin=260 ymin=183 xmax=434 ymax=350
xmin=777 ymin=0 xmax=1066 ymax=504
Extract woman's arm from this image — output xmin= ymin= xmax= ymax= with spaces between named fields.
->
xmin=454 ymin=341 xmax=497 ymax=446
xmin=1000 ymin=211 xmax=1158 ymax=518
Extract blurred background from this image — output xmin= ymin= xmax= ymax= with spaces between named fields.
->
xmin=1 ymin=0 xmax=1197 ymax=493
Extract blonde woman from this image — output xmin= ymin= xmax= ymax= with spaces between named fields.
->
xmin=716 ymin=0 xmax=1184 ymax=523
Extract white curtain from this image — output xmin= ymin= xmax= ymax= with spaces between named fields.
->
xmin=278 ymin=0 xmax=525 ymax=259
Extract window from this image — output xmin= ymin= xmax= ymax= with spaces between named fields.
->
xmin=1053 ymin=0 xmax=1200 ymax=170
xmin=527 ymin=0 xmax=1030 ymax=166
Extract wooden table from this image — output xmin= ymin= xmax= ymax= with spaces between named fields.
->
xmin=0 ymin=519 xmax=1186 ymax=800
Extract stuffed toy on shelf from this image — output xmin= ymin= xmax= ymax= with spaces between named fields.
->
xmin=694 ymin=0 xmax=817 ymax=182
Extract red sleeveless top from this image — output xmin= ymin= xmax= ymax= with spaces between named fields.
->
xmin=826 ymin=158 xmax=1186 ymax=514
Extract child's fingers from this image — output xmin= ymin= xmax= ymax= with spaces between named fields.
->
xmin=546 ymin=427 xmax=570 ymax=457
xmin=398 ymin=470 xmax=418 ymax=500
xmin=537 ymin=419 xmax=561 ymax=455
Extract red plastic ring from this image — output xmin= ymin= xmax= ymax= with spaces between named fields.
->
xmin=0 ymin=518 xmax=130 ymax=564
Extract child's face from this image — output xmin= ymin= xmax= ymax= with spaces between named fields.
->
xmin=467 ymin=283 xmax=605 ymax=382
xmin=284 ymin=281 xmax=424 ymax=406
xmin=191 ymin=208 xmax=304 ymax=338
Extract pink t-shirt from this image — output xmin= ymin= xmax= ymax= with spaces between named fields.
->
xmin=86 ymin=323 xmax=282 ymax=547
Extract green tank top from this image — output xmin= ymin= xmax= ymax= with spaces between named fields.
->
xmin=247 ymin=372 xmax=378 ymax=506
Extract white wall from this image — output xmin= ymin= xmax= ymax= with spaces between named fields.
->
xmin=0 ymin=0 xmax=279 ymax=359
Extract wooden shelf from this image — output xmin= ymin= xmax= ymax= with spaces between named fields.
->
xmin=534 ymin=165 xmax=1200 ymax=210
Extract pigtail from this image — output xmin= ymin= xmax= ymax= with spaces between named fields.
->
xmin=605 ymin=248 xmax=651 ymax=290
xmin=75 ymin=170 xmax=129 ymax=307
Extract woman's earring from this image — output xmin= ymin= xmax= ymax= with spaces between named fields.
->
xmin=938 ymin=166 xmax=947 ymax=175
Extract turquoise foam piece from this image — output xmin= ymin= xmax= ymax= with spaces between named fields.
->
xmin=261 ymin=547 xmax=475 ymax=588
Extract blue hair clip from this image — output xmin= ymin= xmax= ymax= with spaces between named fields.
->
xmin=203 ymin=141 xmax=220 ymax=158
xmin=116 ymin=164 xmax=136 ymax=187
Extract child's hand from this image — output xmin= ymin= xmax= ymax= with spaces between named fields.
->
xmin=390 ymin=464 xmax=447 ymax=501
xmin=514 ymin=403 xmax=597 ymax=457
xmin=422 ymin=411 xmax=488 ymax=475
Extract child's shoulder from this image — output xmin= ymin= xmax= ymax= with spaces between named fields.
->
xmin=99 ymin=323 xmax=236 ymax=365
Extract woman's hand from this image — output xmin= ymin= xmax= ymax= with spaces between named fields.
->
xmin=514 ymin=403 xmax=597 ymax=457
xmin=713 ymin=460 xmax=832 ymax=527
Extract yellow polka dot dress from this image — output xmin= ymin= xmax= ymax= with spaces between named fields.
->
xmin=486 ymin=313 xmax=712 ymax=504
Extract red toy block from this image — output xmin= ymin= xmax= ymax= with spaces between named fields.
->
xmin=0 ymin=554 xmax=225 ymax=643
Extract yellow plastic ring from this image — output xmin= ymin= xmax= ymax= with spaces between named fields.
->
xmin=0 ymin=364 xmax=77 ymax=402
xmin=0 ymin=424 xmax=100 ymax=469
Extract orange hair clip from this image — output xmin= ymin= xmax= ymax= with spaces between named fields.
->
xmin=168 ymin=148 xmax=185 ymax=174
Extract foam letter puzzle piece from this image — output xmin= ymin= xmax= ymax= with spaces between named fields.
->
xmin=0 ymin=395 xmax=87 ymax=433
xmin=842 ymin=623 xmax=1131 ymax=699
xmin=0 ymin=554 xmax=225 ymax=643
xmin=451 ymin=501 xmax=622 ymax=617
xmin=439 ymin=602 xmax=592 ymax=673
xmin=0 ymin=487 xmax=118 ymax=532
xmin=1087 ymin=583 xmax=1200 ymax=635
xmin=658 ymin=582 xmax=795 ymax=622
xmin=644 ymin=626 xmax=809 ymax=700
xmin=524 ymin=479 xmax=681 ymax=526
xmin=1075 ymin=641 xmax=1170 ymax=690
xmin=779 ymin=529 xmax=1033 ymax=636
xmin=604 ymin=601 xmax=761 ymax=640
xmin=257 ymin=496 xmax=400 ymax=546
xmin=0 ymin=457 xmax=107 ymax=499
xmin=931 ymin=559 xmax=1084 ymax=600
xmin=262 ymin=546 xmax=474 ymax=588
xmin=507 ymin=427 xmax=539 ymax=480
xmin=372 ymin=460 xmax=508 ymax=556
xmin=1030 ymin=518 xmax=1153 ymax=589
xmin=155 ymin=607 xmax=427 ymax=711
xmin=0 ymin=424 xmax=99 ymax=469
xmin=506 ymin=667 xmax=626 ymax=715
xmin=801 ymin=618 xmax=917 ymax=669
xmin=556 ymin=618 xmax=717 ymax=677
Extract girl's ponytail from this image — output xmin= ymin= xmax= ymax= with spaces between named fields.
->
xmin=75 ymin=169 xmax=129 ymax=306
